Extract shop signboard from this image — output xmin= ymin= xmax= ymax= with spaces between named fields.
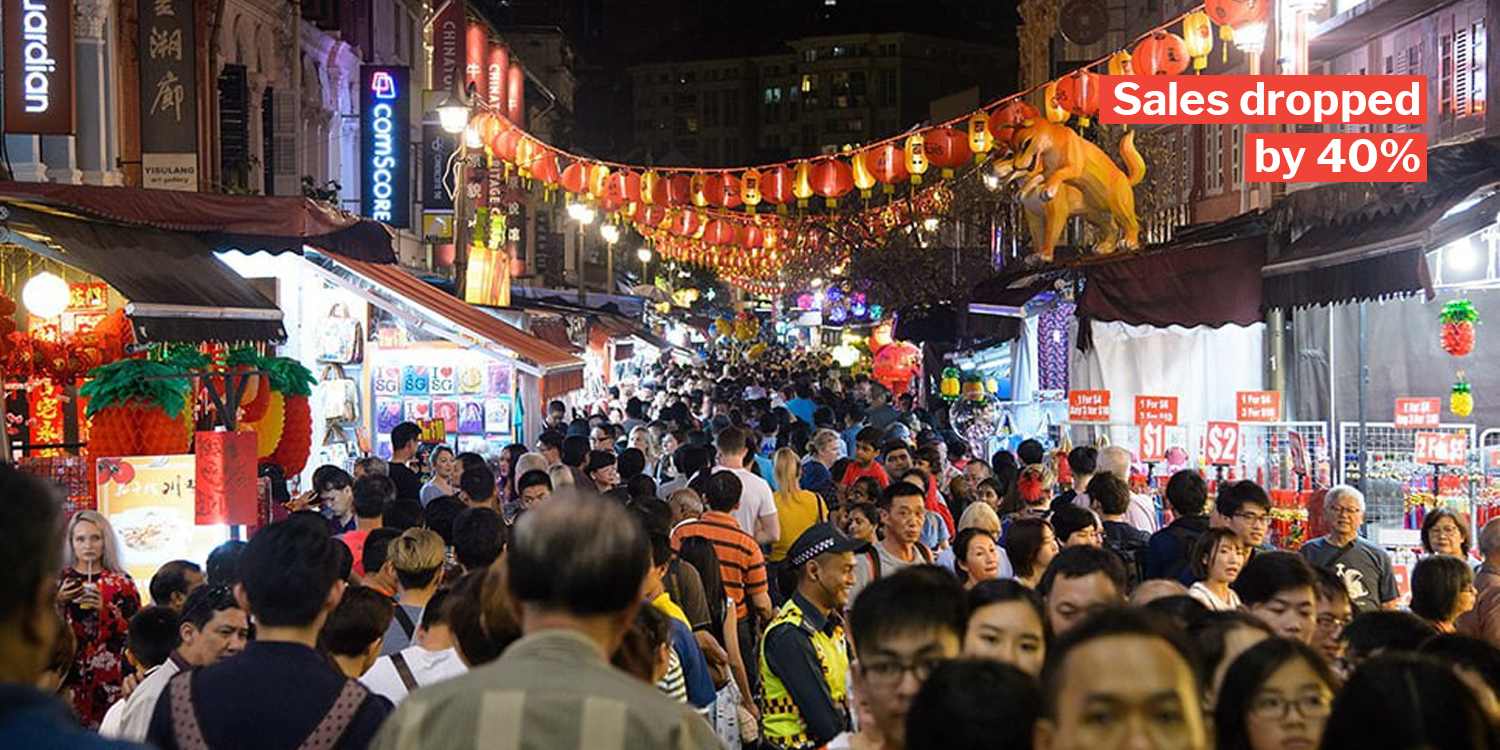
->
xmin=1134 ymin=395 xmax=1179 ymax=426
xmin=1236 ymin=391 xmax=1281 ymax=422
xmin=360 ymin=65 xmax=411 ymax=227
xmin=1139 ymin=423 xmax=1166 ymax=462
xmin=421 ymin=123 xmax=455 ymax=210
xmin=3 ymin=0 xmax=75 ymax=134
xmin=138 ymin=0 xmax=199 ymax=190
xmin=1394 ymin=397 xmax=1441 ymax=429
xmin=1067 ymin=390 xmax=1110 ymax=422
xmin=1204 ymin=421 xmax=1241 ymax=465
xmin=96 ymin=455 xmax=228 ymax=603
xmin=1414 ymin=432 xmax=1466 ymax=465
xmin=430 ymin=0 xmax=465 ymax=93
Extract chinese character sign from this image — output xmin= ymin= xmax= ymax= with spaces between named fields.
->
xmin=1394 ymin=397 xmax=1441 ymax=429
xmin=137 ymin=0 xmax=198 ymax=190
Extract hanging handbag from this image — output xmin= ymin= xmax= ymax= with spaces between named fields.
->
xmin=317 ymin=364 xmax=359 ymax=424
xmin=317 ymin=303 xmax=363 ymax=363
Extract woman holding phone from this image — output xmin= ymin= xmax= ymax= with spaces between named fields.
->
xmin=57 ymin=510 xmax=140 ymax=728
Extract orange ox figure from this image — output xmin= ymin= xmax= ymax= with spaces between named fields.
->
xmin=993 ymin=120 xmax=1145 ymax=261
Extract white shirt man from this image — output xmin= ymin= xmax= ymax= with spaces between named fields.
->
xmin=1074 ymin=446 xmax=1159 ymax=534
xmin=100 ymin=587 xmax=250 ymax=742
xmin=360 ymin=589 xmax=468 ymax=704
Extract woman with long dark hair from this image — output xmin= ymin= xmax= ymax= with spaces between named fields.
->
xmin=1003 ymin=517 xmax=1058 ymax=589
xmin=1410 ymin=554 xmax=1477 ymax=633
xmin=1320 ymin=653 xmax=1500 ymax=749
xmin=1214 ymin=638 xmax=1338 ymax=750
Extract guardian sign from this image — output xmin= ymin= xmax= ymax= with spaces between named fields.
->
xmin=3 ymin=0 xmax=75 ymax=134
xmin=361 ymin=65 xmax=411 ymax=228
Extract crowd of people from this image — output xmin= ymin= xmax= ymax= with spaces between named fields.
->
xmin=4 ymin=347 xmax=1500 ymax=749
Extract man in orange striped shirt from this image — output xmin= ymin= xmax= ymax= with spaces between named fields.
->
xmin=672 ymin=470 xmax=775 ymax=695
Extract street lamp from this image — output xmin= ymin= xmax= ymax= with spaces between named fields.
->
xmin=433 ymin=90 xmax=474 ymax=298
xmin=568 ymin=200 xmax=597 ymax=302
xmin=637 ymin=246 xmax=652 ymax=281
xmin=600 ymin=223 xmax=620 ymax=245
xmin=435 ymin=91 xmax=470 ymax=135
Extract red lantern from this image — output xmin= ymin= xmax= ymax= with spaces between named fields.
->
xmin=670 ymin=210 xmax=703 ymax=237
xmin=531 ymin=149 xmax=561 ymax=185
xmin=703 ymin=173 xmax=742 ymax=209
xmin=868 ymin=142 xmax=909 ymax=194
xmin=605 ymin=171 xmax=630 ymax=207
xmin=810 ymin=158 xmax=854 ymax=208
xmin=643 ymin=204 xmax=668 ymax=227
xmin=1132 ymin=31 xmax=1190 ymax=76
xmin=737 ymin=223 xmax=764 ymax=248
xmin=704 ymin=219 xmax=736 ymax=246
xmin=923 ymin=127 xmax=972 ymax=178
xmin=665 ymin=173 xmax=693 ymax=206
xmin=559 ymin=159 xmax=587 ymax=194
xmin=1054 ymin=70 xmax=1101 ymax=126
xmin=761 ymin=165 xmax=794 ymax=209
xmin=1206 ymin=0 xmax=1269 ymax=28
xmin=623 ymin=171 xmax=642 ymax=202
xmin=987 ymin=100 xmax=1040 ymax=151
xmin=492 ymin=128 xmax=522 ymax=163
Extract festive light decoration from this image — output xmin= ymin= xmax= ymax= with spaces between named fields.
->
xmin=925 ymin=127 xmax=972 ymax=178
xmin=904 ymin=132 xmax=929 ymax=185
xmin=1043 ymin=81 xmax=1069 ymax=123
xmin=1107 ymin=50 xmax=1133 ymax=76
xmin=1182 ymin=11 xmax=1215 ymax=71
xmin=740 ymin=169 xmax=762 ymax=212
xmin=1132 ymin=31 xmax=1190 ymax=76
xmin=940 ymin=367 xmax=962 ymax=400
xmin=811 ymin=158 xmax=854 ymax=207
xmin=1440 ymin=299 xmax=1479 ymax=357
xmin=1054 ymin=70 xmax=1101 ymax=127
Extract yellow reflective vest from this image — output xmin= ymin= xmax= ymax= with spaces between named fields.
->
xmin=759 ymin=596 xmax=850 ymax=750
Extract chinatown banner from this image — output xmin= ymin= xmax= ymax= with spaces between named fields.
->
xmin=430 ymin=0 xmax=465 ymax=93
xmin=138 ymin=0 xmax=199 ymax=191
xmin=3 ymin=0 xmax=75 ymax=134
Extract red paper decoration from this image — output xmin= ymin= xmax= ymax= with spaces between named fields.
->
xmin=762 ymin=165 xmax=794 ymax=208
xmin=923 ymin=127 xmax=972 ymax=177
xmin=737 ymin=223 xmax=765 ymax=248
xmin=1132 ymin=31 xmax=1190 ymax=76
xmin=1054 ymin=70 xmax=1101 ymax=125
xmin=532 ymin=149 xmax=561 ymax=185
xmin=665 ymin=173 xmax=693 ymax=206
xmin=704 ymin=219 xmax=736 ymax=246
xmin=196 ymin=430 xmax=258 ymax=525
xmin=491 ymin=128 xmax=522 ymax=162
xmin=623 ymin=171 xmax=642 ymax=202
xmin=605 ymin=171 xmax=630 ymax=207
xmin=868 ymin=142 xmax=909 ymax=193
xmin=988 ymin=100 xmax=1040 ymax=150
xmin=704 ymin=173 xmax=743 ymax=209
xmin=671 ymin=210 xmax=703 ymax=237
xmin=559 ymin=160 xmax=587 ymax=193
xmin=1205 ymin=0 xmax=1269 ymax=28
xmin=810 ymin=158 xmax=854 ymax=207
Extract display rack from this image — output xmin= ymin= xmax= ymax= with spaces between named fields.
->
xmin=1338 ymin=421 xmax=1477 ymax=537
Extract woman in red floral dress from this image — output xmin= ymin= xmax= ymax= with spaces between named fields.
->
xmin=57 ymin=510 xmax=140 ymax=729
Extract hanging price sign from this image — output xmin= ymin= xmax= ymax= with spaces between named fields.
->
xmin=1068 ymin=390 xmax=1111 ymax=422
xmin=1134 ymin=395 xmax=1179 ymax=425
xmin=1204 ymin=421 xmax=1241 ymax=465
xmin=1394 ymin=397 xmax=1441 ymax=428
xmin=1413 ymin=432 xmax=1466 ymax=465
xmin=1236 ymin=391 xmax=1281 ymax=422
xmin=1139 ymin=423 xmax=1167 ymax=461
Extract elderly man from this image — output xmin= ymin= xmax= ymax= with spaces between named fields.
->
xmin=1074 ymin=446 xmax=1158 ymax=533
xmin=1298 ymin=485 xmax=1398 ymax=614
xmin=1459 ymin=519 xmax=1500 ymax=646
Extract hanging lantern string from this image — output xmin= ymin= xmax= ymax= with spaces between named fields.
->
xmin=468 ymin=5 xmax=1207 ymax=177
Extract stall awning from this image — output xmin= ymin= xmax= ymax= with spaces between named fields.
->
xmin=0 ymin=181 xmax=396 ymax=262
xmin=1079 ymin=236 xmax=1266 ymax=327
xmin=529 ymin=318 xmax=582 ymax=353
xmin=0 ymin=203 xmax=285 ymax=343
xmin=310 ymin=251 xmax=584 ymax=398
xmin=1263 ymin=137 xmax=1500 ymax=309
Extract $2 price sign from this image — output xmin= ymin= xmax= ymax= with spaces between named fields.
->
xmin=1204 ymin=421 xmax=1241 ymax=465
xmin=1413 ymin=432 xmax=1466 ymax=466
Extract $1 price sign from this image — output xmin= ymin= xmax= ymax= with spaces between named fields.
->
xmin=1204 ymin=421 xmax=1241 ymax=465
xmin=1139 ymin=423 xmax=1167 ymax=462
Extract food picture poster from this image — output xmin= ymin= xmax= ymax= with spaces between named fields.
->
xmin=95 ymin=455 xmax=229 ymax=604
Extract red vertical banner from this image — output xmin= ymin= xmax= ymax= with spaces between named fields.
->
xmin=507 ymin=62 xmax=525 ymax=125
xmin=488 ymin=45 xmax=509 ymax=112
xmin=28 ymin=383 xmax=65 ymax=457
xmin=195 ymin=430 xmax=258 ymax=525
xmin=464 ymin=22 xmax=488 ymax=96
xmin=430 ymin=0 xmax=466 ymax=92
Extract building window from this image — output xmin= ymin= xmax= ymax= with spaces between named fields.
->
xmin=1442 ymin=22 xmax=1487 ymax=120
xmin=801 ymin=74 xmax=818 ymax=93
xmin=1230 ymin=125 xmax=1242 ymax=185
xmin=1205 ymin=124 xmax=1223 ymax=193
xmin=879 ymin=70 xmax=897 ymax=107
xmin=803 ymin=48 xmax=817 ymax=62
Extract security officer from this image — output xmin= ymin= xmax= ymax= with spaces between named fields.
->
xmin=760 ymin=523 xmax=864 ymax=750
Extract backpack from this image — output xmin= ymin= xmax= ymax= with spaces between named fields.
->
xmin=166 ymin=670 xmax=371 ymax=750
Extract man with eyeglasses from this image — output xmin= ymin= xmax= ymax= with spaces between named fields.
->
xmin=1298 ymin=485 xmax=1399 ymax=613
xmin=1216 ymin=480 xmax=1278 ymax=556
xmin=1311 ymin=566 xmax=1355 ymax=674
xmin=103 ymin=585 xmax=250 ymax=742
xmin=835 ymin=567 xmax=966 ymax=750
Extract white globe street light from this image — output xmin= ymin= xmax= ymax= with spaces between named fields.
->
xmin=600 ymin=223 xmax=620 ymax=244
xmin=23 ymin=271 xmax=69 ymax=318
xmin=637 ymin=247 xmax=653 ymax=263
